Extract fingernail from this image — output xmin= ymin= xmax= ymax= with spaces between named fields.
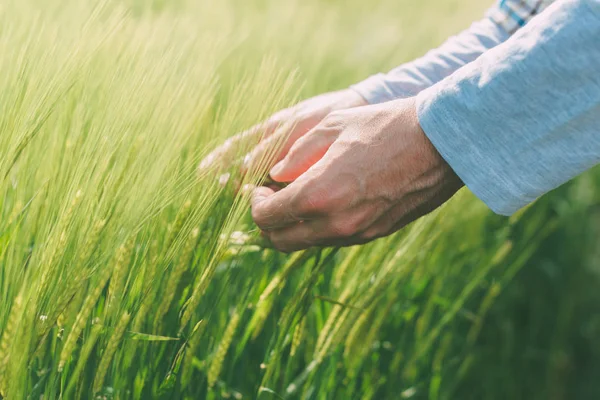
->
xmin=270 ymin=160 xmax=284 ymax=177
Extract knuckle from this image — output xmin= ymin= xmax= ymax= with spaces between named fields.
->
xmin=295 ymin=195 xmax=320 ymax=216
xmin=284 ymin=208 xmax=301 ymax=224
xmin=325 ymin=110 xmax=343 ymax=121
xmin=319 ymin=114 xmax=339 ymax=129
xmin=251 ymin=204 xmax=267 ymax=227
xmin=330 ymin=219 xmax=358 ymax=238
xmin=287 ymin=138 xmax=318 ymax=162
xmin=293 ymin=187 xmax=330 ymax=215
xmin=292 ymin=111 xmax=310 ymax=124
xmin=347 ymin=211 xmax=368 ymax=232
xmin=287 ymin=138 xmax=305 ymax=159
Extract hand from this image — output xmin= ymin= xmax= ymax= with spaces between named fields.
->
xmin=251 ymin=97 xmax=464 ymax=252
xmin=198 ymin=89 xmax=367 ymax=174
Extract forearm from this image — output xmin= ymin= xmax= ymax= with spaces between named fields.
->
xmin=351 ymin=1 xmax=555 ymax=104
xmin=351 ymin=17 xmax=509 ymax=103
xmin=416 ymin=0 xmax=600 ymax=215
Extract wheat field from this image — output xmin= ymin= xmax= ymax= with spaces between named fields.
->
xmin=0 ymin=0 xmax=599 ymax=399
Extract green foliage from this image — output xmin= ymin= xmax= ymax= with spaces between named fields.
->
xmin=0 ymin=0 xmax=598 ymax=399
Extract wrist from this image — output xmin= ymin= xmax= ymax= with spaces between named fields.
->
xmin=402 ymin=96 xmax=464 ymax=191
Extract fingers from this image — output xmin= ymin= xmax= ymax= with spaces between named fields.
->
xmin=251 ymin=183 xmax=314 ymax=230
xmin=251 ymin=164 xmax=342 ymax=230
xmin=265 ymin=218 xmax=372 ymax=252
xmin=269 ymin=125 xmax=339 ymax=183
xmin=251 ymin=186 xmax=299 ymax=230
xmin=262 ymin=201 xmax=388 ymax=252
xmin=240 ymin=119 xmax=299 ymax=175
xmin=197 ymin=116 xmax=283 ymax=175
xmin=251 ymin=146 xmax=366 ymax=232
xmin=261 ymin=183 xmax=454 ymax=252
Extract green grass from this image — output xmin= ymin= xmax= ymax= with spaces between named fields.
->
xmin=0 ymin=0 xmax=599 ymax=399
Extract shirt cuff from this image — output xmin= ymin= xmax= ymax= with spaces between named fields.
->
xmin=416 ymin=84 xmax=530 ymax=216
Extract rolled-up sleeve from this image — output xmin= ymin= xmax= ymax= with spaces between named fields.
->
xmin=416 ymin=0 xmax=600 ymax=215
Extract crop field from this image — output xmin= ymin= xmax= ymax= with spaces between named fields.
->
xmin=0 ymin=0 xmax=599 ymax=399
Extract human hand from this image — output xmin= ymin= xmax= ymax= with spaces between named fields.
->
xmin=251 ymin=97 xmax=464 ymax=252
xmin=198 ymin=89 xmax=367 ymax=175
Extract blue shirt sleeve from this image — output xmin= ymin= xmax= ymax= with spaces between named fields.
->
xmin=350 ymin=1 xmax=556 ymax=104
xmin=351 ymin=17 xmax=510 ymax=103
xmin=416 ymin=0 xmax=600 ymax=215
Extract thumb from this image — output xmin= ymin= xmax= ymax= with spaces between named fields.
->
xmin=269 ymin=127 xmax=337 ymax=182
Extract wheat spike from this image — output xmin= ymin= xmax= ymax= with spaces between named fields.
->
xmin=58 ymin=265 xmax=112 ymax=372
xmin=344 ymin=309 xmax=371 ymax=360
xmin=37 ymin=189 xmax=83 ymax=295
xmin=314 ymin=286 xmax=353 ymax=356
xmin=106 ymin=238 xmax=134 ymax=317
xmin=132 ymin=241 xmax=160 ymax=332
xmin=154 ymin=228 xmax=199 ymax=328
xmin=249 ymin=295 xmax=275 ymax=340
xmin=258 ymin=251 xmax=311 ymax=303
xmin=38 ymin=218 xmax=107 ymax=341
xmin=92 ymin=311 xmax=131 ymax=395
xmin=165 ymin=199 xmax=192 ymax=250
xmin=181 ymin=319 xmax=206 ymax=386
xmin=7 ymin=200 xmax=23 ymax=226
xmin=179 ymin=270 xmax=210 ymax=333
xmin=0 ymin=290 xmax=24 ymax=396
xmin=207 ymin=311 xmax=240 ymax=390
xmin=290 ymin=316 xmax=306 ymax=357
xmin=64 ymin=319 xmax=103 ymax=397
xmin=79 ymin=218 xmax=106 ymax=264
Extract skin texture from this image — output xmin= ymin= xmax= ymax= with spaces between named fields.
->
xmin=251 ymin=97 xmax=464 ymax=252
xmin=198 ymin=89 xmax=367 ymax=174
xmin=200 ymin=91 xmax=463 ymax=252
